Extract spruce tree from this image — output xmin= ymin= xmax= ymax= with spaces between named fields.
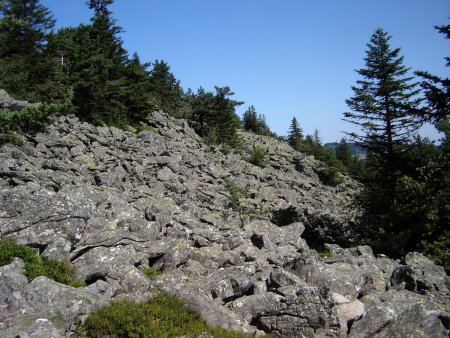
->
xmin=287 ymin=117 xmax=303 ymax=150
xmin=148 ymin=60 xmax=186 ymax=118
xmin=335 ymin=138 xmax=353 ymax=171
xmin=50 ymin=0 xmax=152 ymax=127
xmin=0 ymin=0 xmax=58 ymax=101
xmin=189 ymin=86 xmax=242 ymax=147
xmin=242 ymin=105 xmax=259 ymax=132
xmin=344 ymin=28 xmax=423 ymax=256
xmin=344 ymin=28 xmax=421 ymax=183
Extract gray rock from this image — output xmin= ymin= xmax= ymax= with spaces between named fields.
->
xmin=0 ymin=89 xmax=32 ymax=111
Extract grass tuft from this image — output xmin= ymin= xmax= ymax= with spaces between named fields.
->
xmin=75 ymin=292 xmax=254 ymax=338
xmin=0 ymin=239 xmax=85 ymax=287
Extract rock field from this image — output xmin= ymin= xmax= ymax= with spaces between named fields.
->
xmin=0 ymin=104 xmax=448 ymax=337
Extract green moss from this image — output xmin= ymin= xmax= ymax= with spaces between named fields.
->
xmin=141 ymin=267 xmax=162 ymax=280
xmin=318 ymin=249 xmax=332 ymax=258
xmin=75 ymin=293 xmax=253 ymax=338
xmin=0 ymin=239 xmax=85 ymax=287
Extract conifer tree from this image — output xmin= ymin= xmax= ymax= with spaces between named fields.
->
xmin=344 ymin=28 xmax=424 ymax=256
xmin=0 ymin=0 xmax=58 ymax=101
xmin=242 ymin=105 xmax=259 ymax=132
xmin=148 ymin=60 xmax=186 ymax=118
xmin=287 ymin=117 xmax=303 ymax=150
xmin=335 ymin=138 xmax=353 ymax=171
xmin=189 ymin=86 xmax=242 ymax=147
xmin=344 ymin=28 xmax=421 ymax=194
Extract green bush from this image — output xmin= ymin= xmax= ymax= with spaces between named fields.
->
xmin=141 ymin=267 xmax=162 ymax=280
xmin=0 ymin=239 xmax=84 ymax=287
xmin=0 ymin=103 xmax=62 ymax=145
xmin=224 ymin=178 xmax=249 ymax=211
xmin=76 ymin=292 xmax=252 ymax=338
xmin=249 ymin=145 xmax=267 ymax=168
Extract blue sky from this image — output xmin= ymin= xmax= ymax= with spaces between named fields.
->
xmin=41 ymin=0 xmax=449 ymax=142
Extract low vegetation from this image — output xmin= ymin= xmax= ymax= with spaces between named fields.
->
xmin=0 ymin=103 xmax=60 ymax=145
xmin=0 ymin=239 xmax=84 ymax=287
xmin=248 ymin=145 xmax=268 ymax=168
xmin=224 ymin=178 xmax=249 ymax=212
xmin=141 ymin=267 xmax=162 ymax=280
xmin=75 ymin=293 xmax=252 ymax=338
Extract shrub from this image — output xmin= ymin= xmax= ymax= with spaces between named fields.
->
xmin=76 ymin=292 xmax=252 ymax=338
xmin=0 ymin=103 xmax=62 ymax=145
xmin=141 ymin=267 xmax=162 ymax=280
xmin=224 ymin=178 xmax=248 ymax=211
xmin=0 ymin=239 xmax=84 ymax=287
xmin=249 ymin=145 xmax=267 ymax=168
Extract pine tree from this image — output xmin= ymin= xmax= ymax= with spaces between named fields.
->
xmin=344 ymin=28 xmax=421 ymax=193
xmin=0 ymin=0 xmax=58 ymax=101
xmin=189 ymin=86 xmax=242 ymax=147
xmin=415 ymin=24 xmax=449 ymax=126
xmin=287 ymin=117 xmax=303 ymax=150
xmin=49 ymin=0 xmax=152 ymax=127
xmin=412 ymin=23 xmax=450 ymax=271
xmin=344 ymin=28 xmax=424 ymax=256
xmin=335 ymin=138 xmax=354 ymax=171
xmin=148 ymin=60 xmax=186 ymax=118
xmin=242 ymin=105 xmax=259 ymax=132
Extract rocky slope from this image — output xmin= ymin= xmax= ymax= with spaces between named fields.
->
xmin=0 ymin=103 xmax=449 ymax=337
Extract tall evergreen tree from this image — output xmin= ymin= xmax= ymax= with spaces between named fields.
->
xmin=189 ymin=86 xmax=242 ymax=147
xmin=49 ymin=0 xmax=152 ymax=127
xmin=344 ymin=28 xmax=424 ymax=256
xmin=242 ymin=105 xmax=259 ymax=132
xmin=148 ymin=60 xmax=186 ymax=118
xmin=335 ymin=138 xmax=354 ymax=171
xmin=287 ymin=117 xmax=303 ymax=150
xmin=344 ymin=28 xmax=421 ymax=192
xmin=0 ymin=0 xmax=58 ymax=101
xmin=412 ymin=23 xmax=450 ymax=271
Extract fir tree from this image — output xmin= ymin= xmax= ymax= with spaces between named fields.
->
xmin=287 ymin=117 xmax=303 ymax=150
xmin=189 ymin=86 xmax=242 ymax=147
xmin=0 ymin=0 xmax=58 ymax=101
xmin=344 ymin=28 xmax=421 ymax=194
xmin=148 ymin=60 xmax=186 ymax=118
xmin=344 ymin=28 xmax=425 ymax=257
xmin=335 ymin=138 xmax=353 ymax=171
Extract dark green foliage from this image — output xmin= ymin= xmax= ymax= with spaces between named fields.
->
xmin=242 ymin=105 xmax=276 ymax=137
xmin=148 ymin=59 xmax=187 ymax=118
xmin=287 ymin=117 xmax=303 ymax=149
xmin=415 ymin=24 xmax=449 ymax=125
xmin=0 ymin=103 xmax=61 ymax=144
xmin=141 ymin=267 xmax=162 ymax=280
xmin=0 ymin=239 xmax=84 ymax=287
xmin=249 ymin=145 xmax=267 ymax=168
xmin=0 ymin=0 xmax=65 ymax=103
xmin=47 ymin=1 xmax=153 ymax=128
xmin=224 ymin=178 xmax=248 ymax=211
xmin=344 ymin=26 xmax=450 ymax=271
xmin=344 ymin=28 xmax=421 ymax=186
xmin=335 ymin=138 xmax=353 ymax=170
xmin=76 ymin=292 xmax=252 ymax=338
xmin=270 ymin=206 xmax=302 ymax=226
xmin=188 ymin=86 xmax=243 ymax=147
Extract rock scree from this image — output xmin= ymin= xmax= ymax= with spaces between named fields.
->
xmin=0 ymin=101 xmax=448 ymax=337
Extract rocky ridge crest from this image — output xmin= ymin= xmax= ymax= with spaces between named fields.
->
xmin=0 ymin=103 xmax=448 ymax=337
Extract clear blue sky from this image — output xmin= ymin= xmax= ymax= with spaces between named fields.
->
xmin=41 ymin=0 xmax=449 ymax=142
